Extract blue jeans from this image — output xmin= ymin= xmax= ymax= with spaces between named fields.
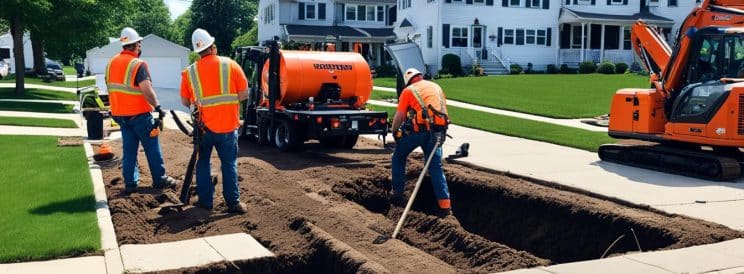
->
xmin=196 ymin=129 xmax=239 ymax=208
xmin=391 ymin=131 xmax=450 ymax=208
xmin=113 ymin=113 xmax=167 ymax=188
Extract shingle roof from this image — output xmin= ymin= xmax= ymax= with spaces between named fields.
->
xmin=562 ymin=8 xmax=674 ymax=23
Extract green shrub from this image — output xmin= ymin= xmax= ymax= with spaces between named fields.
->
xmin=441 ymin=54 xmax=464 ymax=76
xmin=579 ymin=61 xmax=597 ymax=74
xmin=615 ymin=62 xmax=628 ymax=74
xmin=510 ymin=63 xmax=523 ymax=74
xmin=546 ymin=64 xmax=559 ymax=74
xmin=629 ymin=61 xmax=642 ymax=73
xmin=374 ymin=64 xmax=397 ymax=77
xmin=597 ymin=61 xmax=616 ymax=74
xmin=471 ymin=64 xmax=484 ymax=76
xmin=559 ymin=64 xmax=572 ymax=74
xmin=525 ymin=62 xmax=534 ymax=74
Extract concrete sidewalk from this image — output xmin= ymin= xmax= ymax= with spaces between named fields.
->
xmin=372 ymin=86 xmax=606 ymax=132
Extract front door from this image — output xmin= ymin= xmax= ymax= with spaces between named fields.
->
xmin=472 ymin=26 xmax=485 ymax=59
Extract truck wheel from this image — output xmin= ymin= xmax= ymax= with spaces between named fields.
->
xmin=340 ymin=135 xmax=359 ymax=149
xmin=257 ymin=120 xmax=269 ymax=145
xmin=319 ymin=136 xmax=342 ymax=147
xmin=274 ymin=119 xmax=302 ymax=152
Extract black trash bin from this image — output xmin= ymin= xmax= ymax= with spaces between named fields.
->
xmin=84 ymin=110 xmax=103 ymax=140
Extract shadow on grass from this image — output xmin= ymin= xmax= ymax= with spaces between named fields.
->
xmin=29 ymin=195 xmax=96 ymax=215
xmin=0 ymin=101 xmax=74 ymax=113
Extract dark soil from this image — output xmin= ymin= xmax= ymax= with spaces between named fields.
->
xmin=100 ymin=130 xmax=743 ymax=273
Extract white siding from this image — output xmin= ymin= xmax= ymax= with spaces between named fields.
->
xmin=258 ymin=0 xmax=284 ymax=43
xmin=563 ymin=0 xmax=640 ymax=15
xmin=395 ymin=0 xmax=440 ymax=72
xmin=650 ymin=0 xmax=698 ymax=40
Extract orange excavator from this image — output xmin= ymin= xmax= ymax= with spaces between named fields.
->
xmin=598 ymin=0 xmax=744 ymax=180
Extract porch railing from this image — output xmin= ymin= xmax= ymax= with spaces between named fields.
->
xmin=559 ymin=49 xmax=635 ymax=66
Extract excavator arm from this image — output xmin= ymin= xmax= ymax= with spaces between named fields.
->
xmin=631 ymin=21 xmax=671 ymax=82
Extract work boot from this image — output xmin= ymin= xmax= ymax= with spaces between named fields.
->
xmin=123 ymin=185 xmax=138 ymax=195
xmin=195 ymin=201 xmax=213 ymax=211
xmin=154 ymin=176 xmax=178 ymax=189
xmin=390 ymin=192 xmax=406 ymax=207
xmin=434 ymin=207 xmax=453 ymax=218
xmin=227 ymin=202 xmax=248 ymax=214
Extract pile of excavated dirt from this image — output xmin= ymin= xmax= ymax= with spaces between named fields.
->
xmin=100 ymin=130 xmax=743 ymax=273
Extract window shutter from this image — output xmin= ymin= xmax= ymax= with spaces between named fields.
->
xmin=526 ymin=0 xmax=531 ymax=7
xmin=443 ymin=24 xmax=450 ymax=48
xmin=543 ymin=0 xmax=549 ymax=9
xmin=573 ymin=0 xmax=577 ymax=4
xmin=502 ymin=0 xmax=508 ymax=6
xmin=590 ymin=0 xmax=595 ymax=4
xmin=607 ymin=0 xmax=611 ymax=4
xmin=622 ymin=0 xmax=627 ymax=4
xmin=546 ymin=27 xmax=552 ymax=46
xmin=319 ymin=3 xmax=326 ymax=19
xmin=516 ymin=29 xmax=524 ymax=45
xmin=498 ymin=27 xmax=503 ymax=46
xmin=299 ymin=3 xmax=305 ymax=19
xmin=565 ymin=0 xmax=569 ymax=4
xmin=486 ymin=0 xmax=493 ymax=5
xmin=466 ymin=0 xmax=473 ymax=4
xmin=446 ymin=0 xmax=452 ymax=3
xmin=341 ymin=4 xmax=345 ymax=20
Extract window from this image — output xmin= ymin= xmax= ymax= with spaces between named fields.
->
xmin=537 ymin=29 xmax=546 ymax=45
xmin=530 ymin=0 xmax=540 ymax=7
xmin=263 ymin=4 xmax=274 ymax=24
xmin=572 ymin=25 xmax=583 ymax=48
xmin=623 ymin=26 xmax=631 ymax=50
xmin=526 ymin=29 xmax=536 ymax=44
xmin=366 ymin=5 xmax=375 ymax=21
xmin=346 ymin=4 xmax=379 ymax=21
xmin=377 ymin=6 xmax=384 ymax=22
xmin=400 ymin=0 xmax=411 ymax=9
xmin=452 ymin=27 xmax=468 ymax=47
xmin=306 ymin=3 xmax=316 ymax=19
xmin=510 ymin=0 xmax=520 ymax=6
xmin=346 ymin=5 xmax=356 ymax=20
xmin=427 ymin=26 xmax=433 ymax=48
xmin=611 ymin=0 xmax=622 ymax=3
xmin=668 ymin=0 xmax=677 ymax=6
xmin=357 ymin=5 xmax=366 ymax=21
xmin=475 ymin=0 xmax=484 ymax=3
xmin=504 ymin=29 xmax=515 ymax=44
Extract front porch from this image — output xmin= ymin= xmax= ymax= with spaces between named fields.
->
xmin=282 ymin=24 xmax=396 ymax=67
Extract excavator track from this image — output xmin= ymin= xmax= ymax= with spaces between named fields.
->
xmin=598 ymin=144 xmax=741 ymax=181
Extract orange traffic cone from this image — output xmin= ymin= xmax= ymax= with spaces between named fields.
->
xmin=94 ymin=143 xmax=114 ymax=161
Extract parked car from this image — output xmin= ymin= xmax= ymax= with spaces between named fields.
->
xmin=45 ymin=58 xmax=65 ymax=81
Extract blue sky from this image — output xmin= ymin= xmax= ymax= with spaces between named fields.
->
xmin=163 ymin=0 xmax=191 ymax=20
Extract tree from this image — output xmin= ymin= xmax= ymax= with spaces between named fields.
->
xmin=172 ymin=9 xmax=192 ymax=47
xmin=188 ymin=0 xmax=257 ymax=55
xmin=0 ymin=19 xmax=8 ymax=33
xmin=0 ymin=0 xmax=51 ymax=95
xmin=128 ymin=0 xmax=174 ymax=40
xmin=231 ymin=25 xmax=258 ymax=49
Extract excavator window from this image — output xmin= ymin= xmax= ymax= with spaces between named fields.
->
xmin=688 ymin=33 xmax=744 ymax=83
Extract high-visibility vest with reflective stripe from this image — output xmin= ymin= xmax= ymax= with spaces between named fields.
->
xmin=406 ymin=80 xmax=448 ymax=127
xmin=184 ymin=56 xmax=240 ymax=133
xmin=105 ymin=51 xmax=152 ymax=116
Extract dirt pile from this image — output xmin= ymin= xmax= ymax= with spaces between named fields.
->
xmin=100 ymin=130 xmax=743 ymax=273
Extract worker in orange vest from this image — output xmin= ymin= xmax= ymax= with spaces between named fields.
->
xmin=390 ymin=68 xmax=452 ymax=217
xmin=180 ymin=28 xmax=250 ymax=214
xmin=107 ymin=27 xmax=177 ymax=194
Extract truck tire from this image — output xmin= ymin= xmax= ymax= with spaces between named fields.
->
xmin=274 ymin=119 xmax=303 ymax=152
xmin=257 ymin=120 xmax=270 ymax=145
xmin=340 ymin=135 xmax=359 ymax=149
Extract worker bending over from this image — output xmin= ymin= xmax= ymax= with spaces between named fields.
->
xmin=107 ymin=27 xmax=177 ymax=194
xmin=390 ymin=68 xmax=452 ymax=217
xmin=180 ymin=28 xmax=250 ymax=214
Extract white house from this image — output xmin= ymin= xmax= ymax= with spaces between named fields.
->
xmin=0 ymin=32 xmax=34 ymax=74
xmin=85 ymin=34 xmax=190 ymax=88
xmin=258 ymin=0 xmax=697 ymax=74
xmin=258 ymin=0 xmax=397 ymax=67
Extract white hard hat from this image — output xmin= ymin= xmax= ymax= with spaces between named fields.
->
xmin=192 ymin=28 xmax=216 ymax=53
xmin=403 ymin=68 xmax=423 ymax=85
xmin=120 ymin=27 xmax=144 ymax=46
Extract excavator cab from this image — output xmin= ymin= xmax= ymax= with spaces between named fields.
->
xmin=685 ymin=27 xmax=744 ymax=84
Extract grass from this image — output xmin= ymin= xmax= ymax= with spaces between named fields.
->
xmin=0 ymin=135 xmax=99 ymax=263
xmin=0 ymin=77 xmax=95 ymax=88
xmin=63 ymin=66 xmax=77 ymax=75
xmin=368 ymin=104 xmax=615 ymax=152
xmin=0 ymin=88 xmax=77 ymax=101
xmin=374 ymin=74 xmax=649 ymax=118
xmin=373 ymin=77 xmax=397 ymax=89
xmin=0 ymin=101 xmax=75 ymax=113
xmin=0 ymin=116 xmax=77 ymax=128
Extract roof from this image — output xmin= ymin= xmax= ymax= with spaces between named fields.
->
xmin=399 ymin=18 xmax=413 ymax=28
xmin=86 ymin=34 xmax=189 ymax=55
xmin=284 ymin=25 xmax=396 ymax=41
xmin=560 ymin=8 xmax=674 ymax=24
xmin=359 ymin=28 xmax=396 ymax=39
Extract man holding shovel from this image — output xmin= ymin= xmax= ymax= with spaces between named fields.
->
xmin=390 ymin=68 xmax=452 ymax=217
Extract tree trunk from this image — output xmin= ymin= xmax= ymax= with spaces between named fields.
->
xmin=31 ymin=29 xmax=46 ymax=76
xmin=9 ymin=14 xmax=25 ymax=96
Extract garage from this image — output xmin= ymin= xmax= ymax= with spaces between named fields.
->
xmin=86 ymin=34 xmax=189 ymax=89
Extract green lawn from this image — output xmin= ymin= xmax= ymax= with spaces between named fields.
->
xmin=0 ymin=88 xmax=77 ymax=101
xmin=0 ymin=135 xmax=99 ymax=263
xmin=369 ymin=104 xmax=614 ymax=152
xmin=0 ymin=101 xmax=75 ymax=113
xmin=0 ymin=77 xmax=95 ymax=88
xmin=372 ymin=77 xmax=397 ymax=89
xmin=63 ymin=66 xmax=77 ymax=75
xmin=0 ymin=116 xmax=77 ymax=128
xmin=374 ymin=74 xmax=649 ymax=119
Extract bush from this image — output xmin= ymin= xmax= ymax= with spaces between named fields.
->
xmin=629 ymin=61 xmax=642 ymax=73
xmin=615 ymin=62 xmax=628 ymax=74
xmin=510 ymin=63 xmax=523 ymax=74
xmin=579 ymin=61 xmax=597 ymax=74
xmin=525 ymin=62 xmax=534 ymax=74
xmin=441 ymin=54 xmax=464 ymax=76
xmin=546 ymin=64 xmax=559 ymax=74
xmin=559 ymin=64 xmax=572 ymax=74
xmin=374 ymin=64 xmax=397 ymax=77
xmin=597 ymin=61 xmax=616 ymax=74
xmin=471 ymin=64 xmax=484 ymax=76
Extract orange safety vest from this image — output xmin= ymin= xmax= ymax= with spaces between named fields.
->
xmin=184 ymin=55 xmax=240 ymax=133
xmin=105 ymin=51 xmax=153 ymax=116
xmin=405 ymin=80 xmax=448 ymax=128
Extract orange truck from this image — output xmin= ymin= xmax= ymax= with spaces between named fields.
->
xmin=236 ymin=39 xmax=388 ymax=152
xmin=599 ymin=0 xmax=744 ymax=180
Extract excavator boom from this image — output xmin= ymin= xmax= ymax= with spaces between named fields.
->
xmin=631 ymin=21 xmax=672 ymax=79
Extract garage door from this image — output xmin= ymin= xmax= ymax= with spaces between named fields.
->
xmin=89 ymin=57 xmax=109 ymax=75
xmin=142 ymin=57 xmax=182 ymax=88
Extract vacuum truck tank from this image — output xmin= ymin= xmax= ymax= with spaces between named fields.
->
xmin=260 ymin=50 xmax=373 ymax=109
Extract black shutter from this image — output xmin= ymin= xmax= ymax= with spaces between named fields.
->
xmin=622 ymin=0 xmax=627 ymax=4
xmin=497 ymin=27 xmax=503 ymax=46
xmin=446 ymin=0 xmax=452 ymax=3
xmin=516 ymin=29 xmax=524 ymax=45
xmin=607 ymin=0 xmax=611 ymax=4
xmin=526 ymin=0 xmax=531 ymax=7
xmin=546 ymin=27 xmax=552 ymax=46
xmin=543 ymin=0 xmax=549 ymax=9
xmin=486 ymin=0 xmax=493 ymax=5
xmin=565 ymin=0 xmax=569 ymax=4
xmin=502 ymin=0 xmax=508 ymax=6
xmin=573 ymin=0 xmax=577 ymax=4
xmin=319 ymin=3 xmax=326 ymax=19
xmin=590 ymin=0 xmax=595 ymax=4
xmin=341 ymin=4 xmax=345 ymax=20
xmin=443 ymin=24 xmax=450 ymax=48
xmin=299 ymin=3 xmax=305 ymax=20
xmin=466 ymin=0 xmax=473 ymax=4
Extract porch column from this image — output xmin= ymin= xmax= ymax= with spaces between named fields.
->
xmin=580 ymin=22 xmax=586 ymax=63
xmin=600 ymin=24 xmax=605 ymax=62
